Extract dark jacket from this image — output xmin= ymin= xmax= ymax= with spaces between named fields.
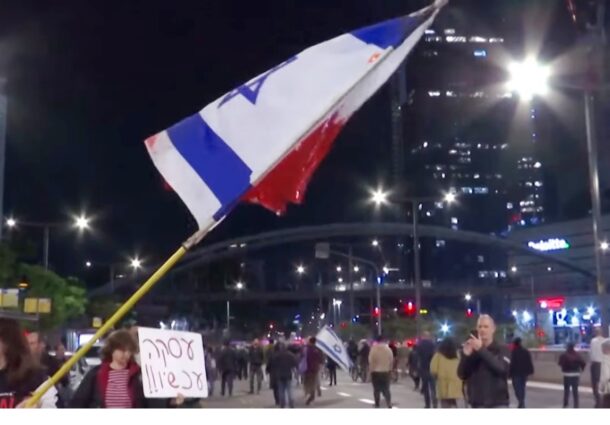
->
xmin=268 ymin=350 xmax=297 ymax=381
xmin=415 ymin=339 xmax=436 ymax=375
xmin=217 ymin=346 xmax=237 ymax=373
xmin=558 ymin=351 xmax=586 ymax=374
xmin=70 ymin=361 xmax=170 ymax=408
xmin=305 ymin=345 xmax=324 ymax=376
xmin=509 ymin=346 xmax=534 ymax=377
xmin=458 ymin=341 xmax=510 ymax=408
xmin=0 ymin=367 xmax=48 ymax=409
xmin=249 ymin=346 xmax=264 ymax=367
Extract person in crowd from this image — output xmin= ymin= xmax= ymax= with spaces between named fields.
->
xmin=0 ymin=319 xmax=56 ymax=408
xmin=368 ymin=334 xmax=393 ymax=408
xmin=558 ymin=342 xmax=586 ymax=408
xmin=267 ymin=342 xmax=297 ymax=408
xmin=327 ymin=356 xmax=338 ymax=387
xmin=204 ymin=345 xmax=218 ymax=397
xmin=347 ymin=339 xmax=358 ymax=374
xmin=217 ymin=340 xmax=237 ymax=397
xmin=598 ymin=339 xmax=610 ymax=408
xmin=303 ymin=337 xmax=323 ymax=406
xmin=458 ymin=314 xmax=510 ymax=408
xmin=407 ymin=346 xmax=420 ymax=390
xmin=509 ymin=337 xmax=534 ymax=408
xmin=358 ymin=340 xmax=370 ymax=382
xmin=266 ymin=343 xmax=281 ymax=406
xmin=248 ymin=339 xmax=264 ymax=394
xmin=415 ymin=331 xmax=437 ymax=408
xmin=430 ymin=337 xmax=462 ymax=408
xmin=590 ymin=327 xmax=605 ymax=407
xmin=70 ymin=330 xmax=183 ymax=408
xmin=236 ymin=345 xmax=248 ymax=381
xmin=26 ymin=332 xmax=61 ymax=382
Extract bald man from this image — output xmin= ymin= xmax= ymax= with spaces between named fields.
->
xmin=457 ymin=315 xmax=510 ymax=408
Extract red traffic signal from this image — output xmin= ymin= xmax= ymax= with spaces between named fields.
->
xmin=466 ymin=308 xmax=473 ymax=318
xmin=405 ymin=301 xmax=415 ymax=315
xmin=373 ymin=307 xmax=380 ymax=318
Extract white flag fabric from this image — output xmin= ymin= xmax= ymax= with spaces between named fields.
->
xmin=315 ymin=325 xmax=351 ymax=372
xmin=145 ymin=1 xmax=446 ymax=230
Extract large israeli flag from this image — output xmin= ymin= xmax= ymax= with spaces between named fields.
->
xmin=145 ymin=1 xmax=446 ymax=231
xmin=315 ymin=326 xmax=351 ymax=372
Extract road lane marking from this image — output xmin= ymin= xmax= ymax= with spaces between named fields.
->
xmin=321 ymin=386 xmax=328 ymax=390
xmin=337 ymin=392 xmax=351 ymax=397
xmin=359 ymin=398 xmax=375 ymax=405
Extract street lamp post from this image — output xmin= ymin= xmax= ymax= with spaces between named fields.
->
xmin=508 ymin=36 xmax=609 ymax=333
xmin=370 ymin=188 xmax=456 ymax=337
xmin=6 ymin=215 xmax=91 ymax=270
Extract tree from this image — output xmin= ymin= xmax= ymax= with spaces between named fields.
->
xmin=19 ymin=264 xmax=88 ymax=331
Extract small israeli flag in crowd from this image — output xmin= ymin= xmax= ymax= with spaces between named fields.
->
xmin=315 ymin=326 xmax=352 ymax=372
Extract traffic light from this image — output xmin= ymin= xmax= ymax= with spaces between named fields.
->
xmin=373 ymin=307 xmax=380 ymax=318
xmin=466 ymin=308 xmax=473 ymax=318
xmin=405 ymin=301 xmax=415 ymax=316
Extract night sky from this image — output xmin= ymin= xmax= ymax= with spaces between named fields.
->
xmin=0 ymin=1 xmax=587 ymax=283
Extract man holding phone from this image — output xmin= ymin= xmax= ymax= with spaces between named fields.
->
xmin=458 ymin=315 xmax=510 ymax=408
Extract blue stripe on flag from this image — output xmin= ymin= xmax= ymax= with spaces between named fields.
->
xmin=167 ymin=114 xmax=252 ymax=214
xmin=316 ymin=340 xmax=351 ymax=372
xmin=351 ymin=11 xmax=432 ymax=49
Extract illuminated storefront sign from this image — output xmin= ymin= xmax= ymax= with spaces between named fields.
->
xmin=527 ymin=238 xmax=570 ymax=252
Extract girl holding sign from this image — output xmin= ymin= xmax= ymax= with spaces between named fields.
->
xmin=71 ymin=330 xmax=184 ymax=408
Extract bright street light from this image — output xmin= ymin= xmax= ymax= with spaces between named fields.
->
xmin=130 ymin=257 xmax=142 ymax=270
xmin=464 ymin=293 xmax=472 ymax=302
xmin=601 ymin=241 xmax=609 ymax=251
xmin=353 ymin=266 xmax=360 ymax=273
xmin=333 ymin=299 xmax=342 ymax=307
xmin=85 ymin=261 xmax=92 ymax=268
xmin=296 ymin=265 xmax=305 ymax=274
xmin=370 ymin=188 xmax=389 ymax=206
xmin=510 ymin=266 xmax=518 ymax=273
xmin=5 ymin=217 xmax=16 ymax=228
xmin=336 ymin=266 xmax=342 ymax=273
xmin=371 ymin=239 xmax=379 ymax=247
xmin=338 ymin=277 xmax=343 ymax=283
xmin=74 ymin=215 xmax=91 ymax=231
xmin=236 ymin=281 xmax=244 ymax=290
xmin=444 ymin=192 xmax=457 ymax=204
xmin=507 ymin=58 xmax=551 ymax=101
xmin=440 ymin=323 xmax=450 ymax=334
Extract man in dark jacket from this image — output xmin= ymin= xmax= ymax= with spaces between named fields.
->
xmin=248 ymin=339 xmax=265 ymax=394
xmin=268 ymin=342 xmax=297 ymax=408
xmin=415 ymin=331 xmax=437 ymax=408
xmin=509 ymin=337 xmax=534 ymax=408
xmin=458 ymin=314 xmax=510 ymax=408
xmin=218 ymin=341 xmax=237 ymax=397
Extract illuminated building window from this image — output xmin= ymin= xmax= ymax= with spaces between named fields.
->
xmin=507 ymin=202 xmax=513 ymax=209
xmin=474 ymin=187 xmax=488 ymax=194
xmin=469 ymin=36 xmax=487 ymax=43
xmin=474 ymin=174 xmax=480 ymax=179
xmin=489 ymin=37 xmax=504 ymax=43
xmin=436 ymin=240 xmax=446 ymax=248
xmin=446 ymin=36 xmax=467 ymax=43
xmin=428 ymin=91 xmax=441 ymax=97
xmin=461 ymin=187 xmax=473 ymax=194
xmin=477 ymin=255 xmax=485 ymax=263
xmin=451 ymin=217 xmax=459 ymax=224
xmin=444 ymin=28 xmax=456 ymax=35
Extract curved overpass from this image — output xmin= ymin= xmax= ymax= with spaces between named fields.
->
xmin=90 ymin=222 xmax=594 ymax=297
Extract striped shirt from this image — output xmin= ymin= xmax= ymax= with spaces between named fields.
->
xmin=105 ymin=369 xmax=132 ymax=408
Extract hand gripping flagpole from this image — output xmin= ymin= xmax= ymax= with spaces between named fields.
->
xmin=25 ymin=229 xmax=209 ymax=408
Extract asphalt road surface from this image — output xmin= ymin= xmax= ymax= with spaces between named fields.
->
xmin=199 ymin=371 xmax=595 ymax=409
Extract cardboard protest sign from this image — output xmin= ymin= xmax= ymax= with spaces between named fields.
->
xmin=138 ymin=327 xmax=207 ymax=398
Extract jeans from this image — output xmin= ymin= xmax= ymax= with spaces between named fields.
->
xmin=250 ymin=365 xmax=263 ymax=393
xmin=277 ymin=379 xmax=294 ymax=408
xmin=208 ymin=379 xmax=215 ymax=397
xmin=371 ymin=372 xmax=392 ymax=408
xmin=221 ymin=371 xmax=234 ymax=396
xmin=420 ymin=372 xmax=437 ymax=408
xmin=591 ymin=362 xmax=601 ymax=408
xmin=512 ymin=375 xmax=527 ymax=408
xmin=329 ymin=367 xmax=337 ymax=386
xmin=563 ymin=376 xmax=580 ymax=408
